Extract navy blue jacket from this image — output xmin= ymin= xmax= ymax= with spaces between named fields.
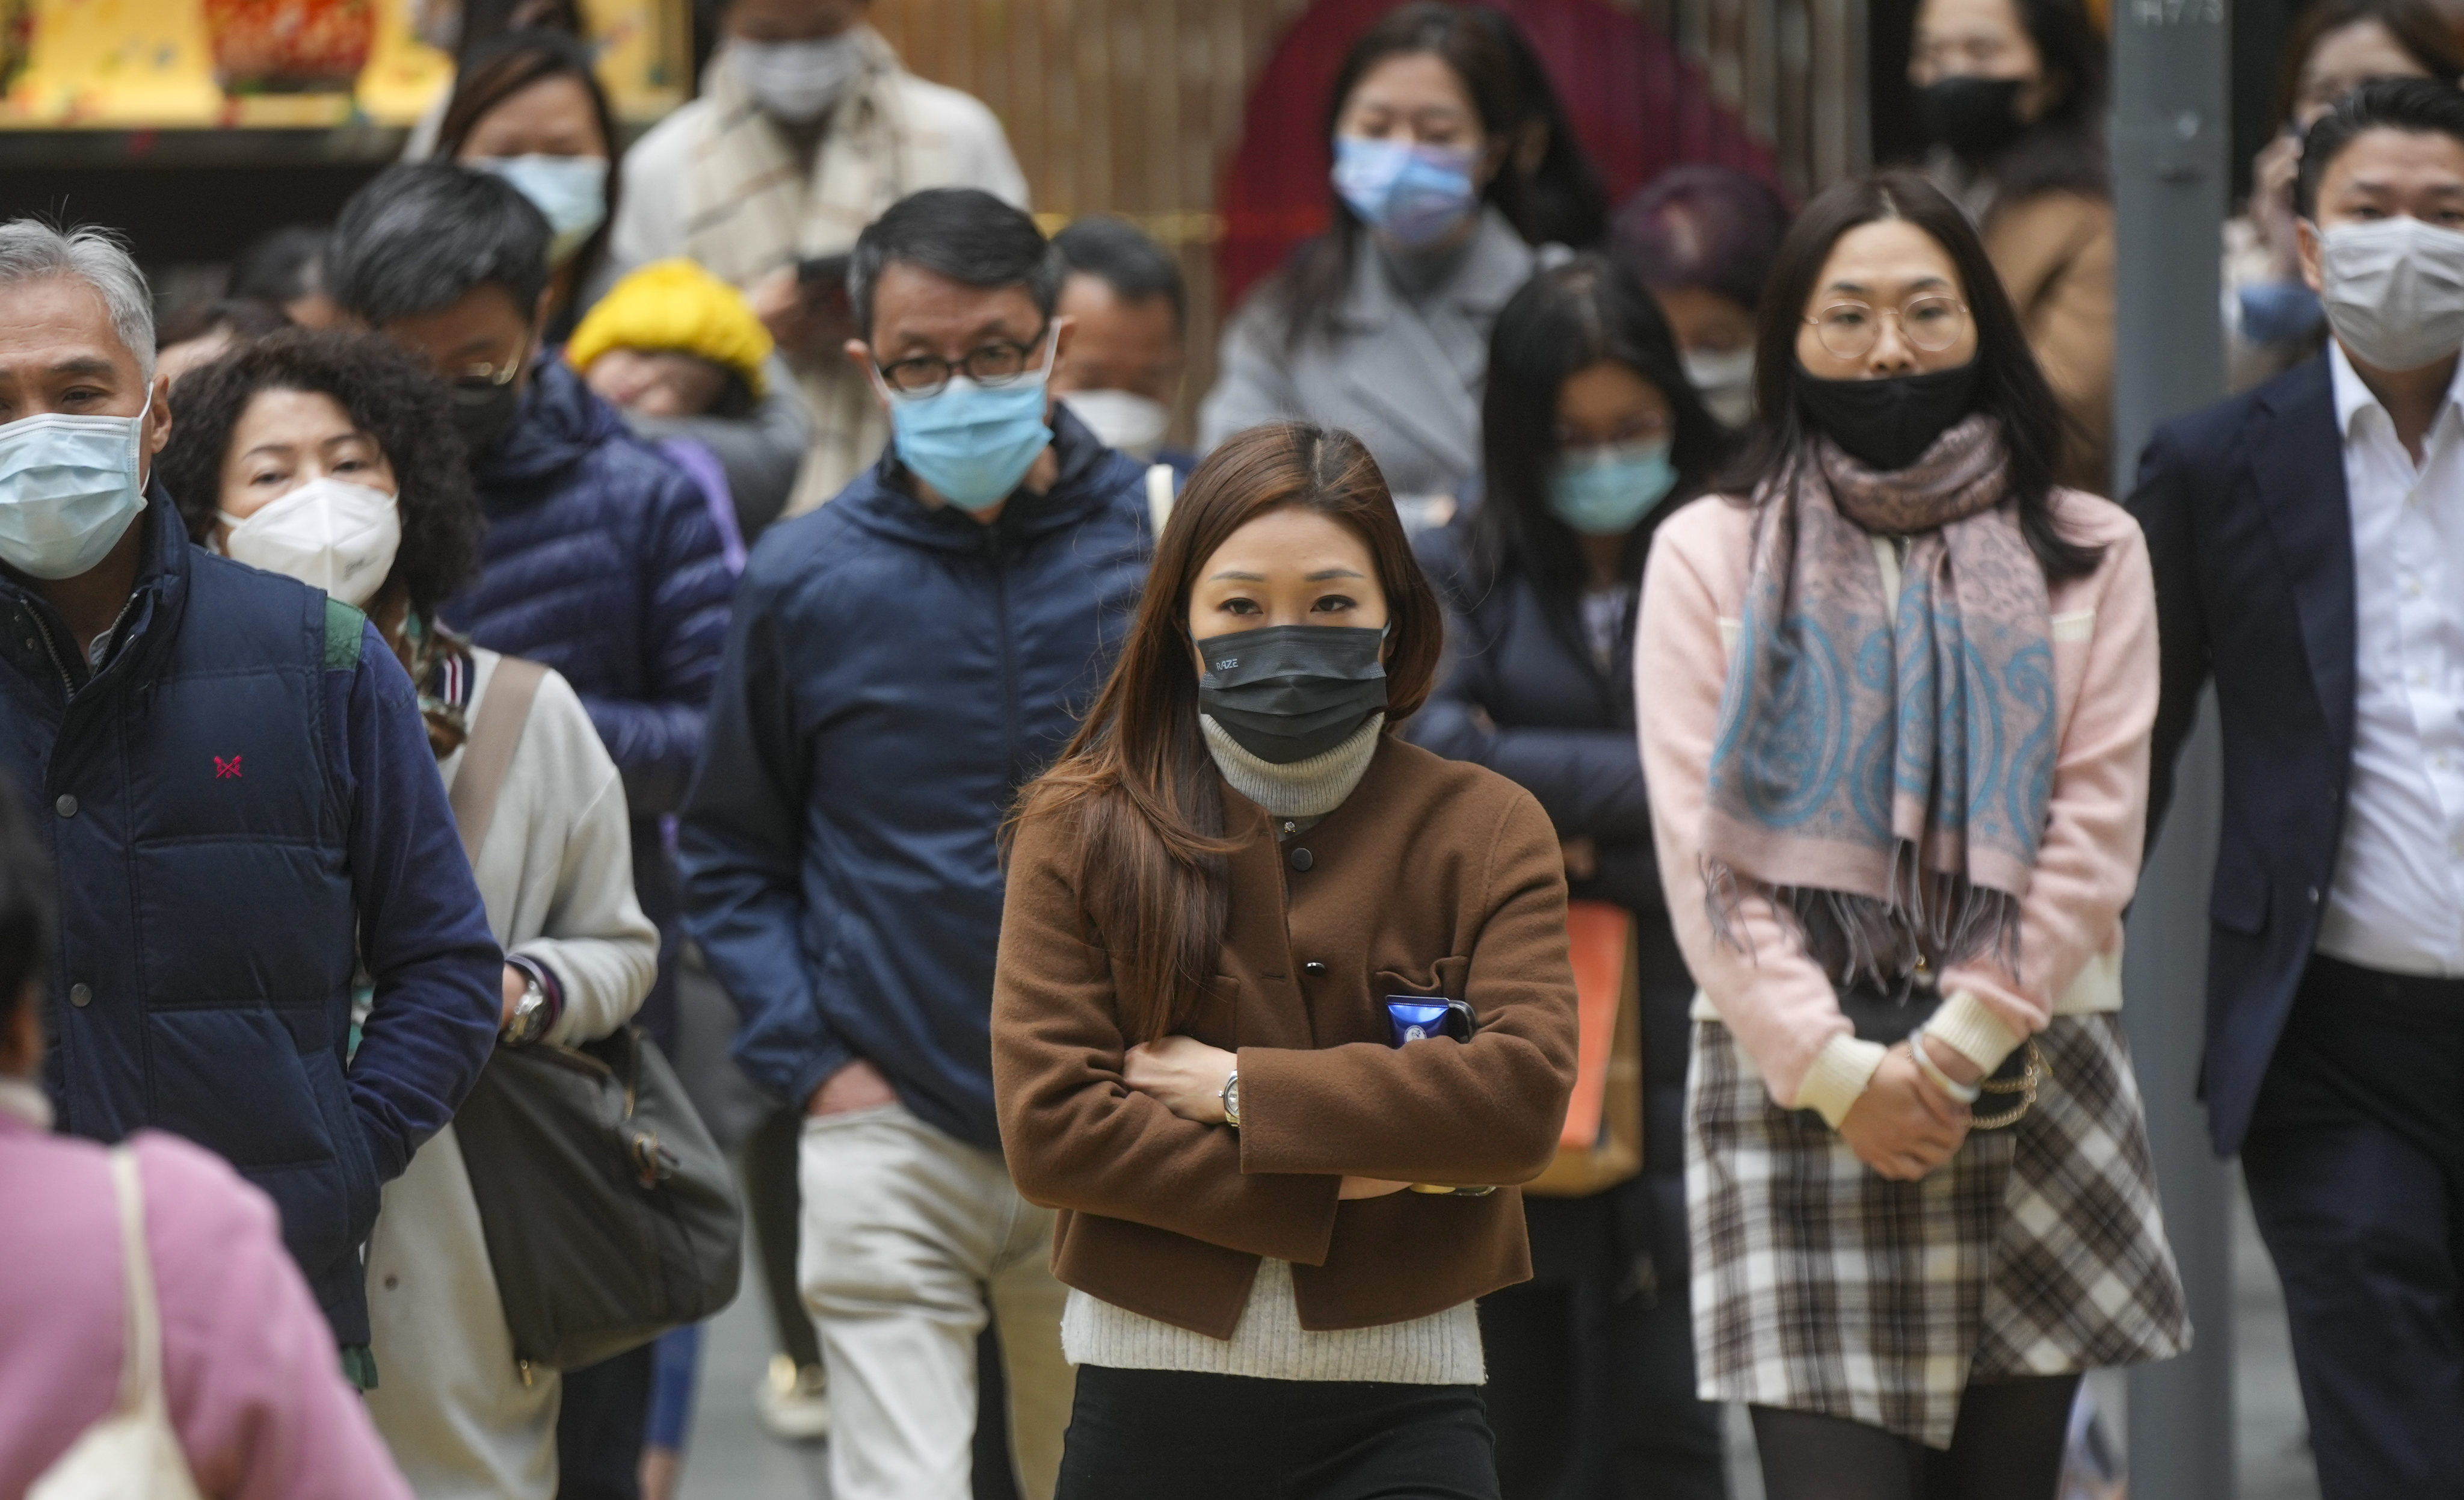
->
xmin=442 ymin=360 xmax=735 ymax=820
xmin=1408 ymin=517 xmax=1691 ymax=1171
xmin=680 ymin=410 xmax=1152 ymax=1147
xmin=2127 ymin=354 xmax=2361 ymax=1155
xmin=0 ymin=493 xmax=501 ymax=1342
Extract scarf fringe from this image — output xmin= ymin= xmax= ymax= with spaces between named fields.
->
xmin=1702 ymin=845 xmax=2023 ymax=987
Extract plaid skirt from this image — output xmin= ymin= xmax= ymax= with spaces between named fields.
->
xmin=1685 ymin=1014 xmax=2190 ymax=1448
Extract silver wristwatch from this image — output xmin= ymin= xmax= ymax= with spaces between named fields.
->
xmin=1220 ymin=1070 xmax=1240 ymax=1129
xmin=502 ymin=975 xmax=549 ymax=1046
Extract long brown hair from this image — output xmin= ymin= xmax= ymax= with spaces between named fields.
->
xmin=1012 ymin=422 xmax=1444 ymax=1043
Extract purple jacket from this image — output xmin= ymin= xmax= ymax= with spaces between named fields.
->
xmin=0 ymin=1100 xmax=412 ymax=1499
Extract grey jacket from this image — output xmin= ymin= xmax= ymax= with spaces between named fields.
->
xmin=1198 ymin=209 xmax=1542 ymax=499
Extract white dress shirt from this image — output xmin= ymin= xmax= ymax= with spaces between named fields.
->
xmin=2316 ymin=342 xmax=2464 ymax=977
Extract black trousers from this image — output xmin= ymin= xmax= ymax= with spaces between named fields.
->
xmin=1480 ymin=1174 xmax=1727 ymax=1499
xmin=2241 ymin=954 xmax=2464 ymax=1500
xmin=1055 ymin=1366 xmax=1502 ymax=1500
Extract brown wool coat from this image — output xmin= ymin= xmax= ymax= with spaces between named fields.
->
xmin=993 ymin=736 xmax=1580 ymax=1340
xmin=1985 ymin=190 xmax=2116 ymax=495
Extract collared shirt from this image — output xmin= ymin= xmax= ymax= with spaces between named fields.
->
xmin=2316 ymin=342 xmax=2464 ymax=976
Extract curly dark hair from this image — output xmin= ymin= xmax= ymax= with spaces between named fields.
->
xmin=157 ymin=328 xmax=484 ymax=618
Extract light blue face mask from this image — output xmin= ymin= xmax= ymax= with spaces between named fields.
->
xmin=476 ymin=155 xmax=609 ymax=266
xmin=0 ymin=395 xmax=151 ymax=580
xmin=879 ymin=329 xmax=1058 ymax=514
xmin=1331 ymin=135 xmax=1480 ymax=248
xmin=1547 ymin=437 xmax=1678 ymax=537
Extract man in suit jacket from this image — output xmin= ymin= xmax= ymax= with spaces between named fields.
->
xmin=2129 ymin=79 xmax=2464 ymax=1498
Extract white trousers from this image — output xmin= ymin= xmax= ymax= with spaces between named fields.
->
xmin=798 ymin=1101 xmax=1074 ymax=1500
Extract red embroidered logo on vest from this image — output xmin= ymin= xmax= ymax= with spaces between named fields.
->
xmin=214 ymin=756 xmax=242 ymax=779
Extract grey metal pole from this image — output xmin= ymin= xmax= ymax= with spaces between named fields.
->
xmin=2110 ymin=0 xmax=2235 ymax=1493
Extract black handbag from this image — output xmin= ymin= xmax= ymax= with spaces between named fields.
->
xmin=442 ymin=656 xmax=744 ymax=1372
xmin=1838 ymin=974 xmax=2045 ymax=1129
xmin=451 ymin=1026 xmax=744 ymax=1371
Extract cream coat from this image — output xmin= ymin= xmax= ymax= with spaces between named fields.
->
xmin=362 ymin=651 xmax=659 ymax=1500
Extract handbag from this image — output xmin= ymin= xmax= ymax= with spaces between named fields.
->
xmin=1838 ymin=972 xmax=2045 ymax=1129
xmin=1525 ymin=900 xmax=1645 ymax=1197
xmin=443 ymin=655 xmax=744 ymax=1372
xmin=28 ymin=1149 xmax=205 ymax=1500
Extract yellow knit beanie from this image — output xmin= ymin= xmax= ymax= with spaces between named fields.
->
xmin=567 ymin=259 xmax=773 ymax=398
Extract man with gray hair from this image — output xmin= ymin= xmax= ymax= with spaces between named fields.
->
xmin=0 ymin=219 xmax=502 ymax=1371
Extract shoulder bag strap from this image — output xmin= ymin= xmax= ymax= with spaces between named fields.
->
xmin=107 ymin=1149 xmax=160 ymax=1418
xmin=1144 ymin=463 xmax=1177 ymax=540
xmin=448 ymin=657 xmax=549 ymax=865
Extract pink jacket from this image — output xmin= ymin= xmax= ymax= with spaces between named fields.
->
xmin=1636 ymin=489 xmax=2159 ymax=1123
xmin=0 ymin=1099 xmax=413 ymax=1500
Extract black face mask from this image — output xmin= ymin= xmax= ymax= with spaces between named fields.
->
xmin=1195 ymin=623 xmax=1389 ymax=765
xmin=450 ymin=378 xmax=523 ymax=459
xmin=1791 ymin=360 xmax=1981 ymax=472
xmin=1914 ymin=75 xmax=2027 ymax=159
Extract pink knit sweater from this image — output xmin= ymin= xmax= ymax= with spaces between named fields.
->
xmin=0 ymin=1096 xmax=413 ymax=1499
xmin=1635 ymin=489 xmax=2158 ymax=1123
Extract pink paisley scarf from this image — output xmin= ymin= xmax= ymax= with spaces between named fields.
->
xmin=1701 ymin=414 xmax=2056 ymax=982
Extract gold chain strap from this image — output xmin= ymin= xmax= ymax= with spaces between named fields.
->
xmin=1970 ymin=1040 xmax=2051 ymax=1131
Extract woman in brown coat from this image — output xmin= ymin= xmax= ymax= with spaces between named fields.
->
xmin=993 ymin=421 xmax=1579 ymax=1500
xmin=1909 ymin=0 xmax=2113 ymax=492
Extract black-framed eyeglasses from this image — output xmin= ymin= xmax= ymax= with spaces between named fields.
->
xmin=872 ymin=324 xmax=1055 ymax=398
xmin=1804 ymin=295 xmax=1970 ymax=360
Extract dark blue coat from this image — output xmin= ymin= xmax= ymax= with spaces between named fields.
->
xmin=442 ymin=360 xmax=735 ymax=820
xmin=1408 ymin=517 xmax=1690 ymax=1174
xmin=443 ymin=360 xmax=735 ymax=1040
xmin=0 ymin=494 xmax=501 ymax=1343
xmin=2128 ymin=355 xmax=2364 ymax=1155
xmin=680 ymin=410 xmax=1152 ymax=1148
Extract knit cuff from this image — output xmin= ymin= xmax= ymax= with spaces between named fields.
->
xmin=1925 ymin=990 xmax=2025 ymax=1075
xmin=1795 ymin=1033 xmax=1889 ymax=1129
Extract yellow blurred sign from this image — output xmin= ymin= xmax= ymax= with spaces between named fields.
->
xmin=5 ymin=0 xmax=223 ymax=125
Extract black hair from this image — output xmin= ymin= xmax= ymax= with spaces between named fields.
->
xmin=2275 ymin=0 xmax=2464 ymax=124
xmin=1728 ymin=170 xmax=2102 ymax=581
xmin=156 ymin=329 xmax=483 ymax=619
xmin=327 ymin=163 xmax=553 ymax=327
xmin=0 ymin=772 xmax=50 ymax=1023
xmin=1470 ymin=253 xmax=1726 ymax=597
xmin=2299 ymin=75 xmax=2464 ymax=215
xmin=1052 ymin=215 xmax=1187 ymax=330
xmin=435 ymin=28 xmax=623 ymax=309
xmin=1267 ymin=2 xmax=1539 ymax=351
xmin=158 ymin=297 xmax=291 ymax=351
xmin=848 ymin=188 xmax=1061 ymax=342
xmin=1943 ymin=0 xmax=2110 ymax=203
xmin=1467 ymin=6 xmax=1609 ymax=247
xmin=229 ymin=224 xmax=330 ymax=304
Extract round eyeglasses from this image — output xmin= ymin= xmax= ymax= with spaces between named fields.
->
xmin=1803 ymin=295 xmax=1970 ymax=361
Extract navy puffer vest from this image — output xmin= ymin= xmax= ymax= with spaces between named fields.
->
xmin=0 ymin=498 xmax=372 ymax=1337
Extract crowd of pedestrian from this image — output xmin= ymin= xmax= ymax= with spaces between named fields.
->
xmin=1 ymin=0 xmax=2462 ymax=1497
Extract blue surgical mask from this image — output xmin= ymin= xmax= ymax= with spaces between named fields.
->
xmin=878 ymin=329 xmax=1058 ymax=514
xmin=476 ymin=155 xmax=609 ymax=265
xmin=1547 ymin=437 xmax=1678 ymax=537
xmin=1332 ymin=135 xmax=1480 ymax=248
xmin=0 ymin=395 xmax=151 ymax=580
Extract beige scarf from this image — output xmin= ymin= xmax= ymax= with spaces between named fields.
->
xmin=684 ymin=29 xmax=958 ymax=511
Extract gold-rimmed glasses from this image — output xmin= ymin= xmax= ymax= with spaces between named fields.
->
xmin=1803 ymin=294 xmax=1970 ymax=360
